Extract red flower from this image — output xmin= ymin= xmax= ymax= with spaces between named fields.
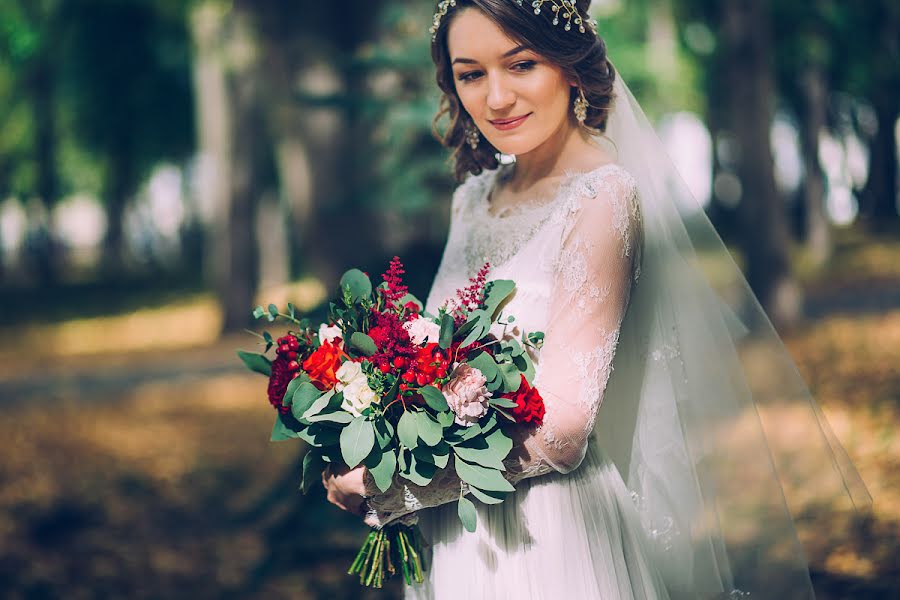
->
xmin=267 ymin=355 xmax=293 ymax=414
xmin=381 ymin=256 xmax=408 ymax=309
xmin=501 ymin=374 xmax=545 ymax=426
xmin=301 ymin=339 xmax=344 ymax=391
xmin=413 ymin=343 xmax=443 ymax=381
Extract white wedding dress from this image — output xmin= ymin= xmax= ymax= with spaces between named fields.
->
xmin=364 ymin=77 xmax=869 ymax=600
xmin=373 ymin=161 xmax=675 ymax=599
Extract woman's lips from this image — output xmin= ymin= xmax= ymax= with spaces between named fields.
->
xmin=489 ymin=113 xmax=531 ymax=131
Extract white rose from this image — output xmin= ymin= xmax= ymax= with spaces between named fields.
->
xmin=335 ymin=360 xmax=378 ymax=417
xmin=319 ymin=321 xmax=343 ymax=345
xmin=341 ymin=378 xmax=379 ymax=417
xmin=335 ymin=360 xmax=363 ymax=386
xmin=402 ymin=316 xmax=441 ymax=346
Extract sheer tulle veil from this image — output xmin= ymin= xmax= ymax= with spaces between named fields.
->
xmin=588 ymin=74 xmax=872 ymax=598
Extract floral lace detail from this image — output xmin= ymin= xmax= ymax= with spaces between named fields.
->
xmin=368 ymin=162 xmax=643 ymax=526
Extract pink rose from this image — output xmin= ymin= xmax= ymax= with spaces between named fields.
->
xmin=442 ymin=363 xmax=492 ymax=427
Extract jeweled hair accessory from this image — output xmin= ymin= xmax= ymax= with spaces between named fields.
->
xmin=430 ymin=0 xmax=598 ymax=42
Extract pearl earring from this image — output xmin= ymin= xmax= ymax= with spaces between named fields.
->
xmin=465 ymin=121 xmax=480 ymax=150
xmin=573 ymin=88 xmax=588 ymax=125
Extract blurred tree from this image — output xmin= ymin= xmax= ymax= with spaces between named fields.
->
xmin=718 ymin=0 xmax=801 ymax=327
xmin=774 ymin=0 xmax=832 ymax=266
xmin=57 ymin=0 xmax=195 ymax=276
xmin=0 ymin=0 xmax=64 ymax=283
xmin=847 ymin=0 xmax=899 ymax=229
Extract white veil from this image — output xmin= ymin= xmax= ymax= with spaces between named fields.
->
xmin=592 ymin=76 xmax=872 ymax=598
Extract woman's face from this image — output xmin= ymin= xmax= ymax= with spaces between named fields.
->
xmin=447 ymin=8 xmax=574 ymax=156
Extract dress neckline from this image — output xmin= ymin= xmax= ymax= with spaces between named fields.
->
xmin=481 ymin=161 xmax=623 ymax=220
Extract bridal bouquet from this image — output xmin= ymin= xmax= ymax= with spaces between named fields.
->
xmin=238 ymin=257 xmax=545 ymax=588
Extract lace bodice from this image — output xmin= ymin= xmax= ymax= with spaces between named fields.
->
xmin=364 ymin=162 xmax=643 ymax=526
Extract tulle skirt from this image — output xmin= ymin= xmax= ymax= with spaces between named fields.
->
xmin=405 ymin=442 xmax=672 ymax=600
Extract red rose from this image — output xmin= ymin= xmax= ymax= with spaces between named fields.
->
xmin=501 ymin=374 xmax=545 ymax=426
xmin=301 ymin=339 xmax=343 ymax=390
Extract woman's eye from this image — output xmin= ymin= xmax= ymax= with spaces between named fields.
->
xmin=457 ymin=71 xmax=483 ymax=83
xmin=513 ymin=60 xmax=536 ymax=71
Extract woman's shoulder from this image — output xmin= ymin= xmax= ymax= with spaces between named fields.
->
xmin=565 ymin=162 xmax=638 ymax=203
xmin=450 ymin=165 xmax=504 ymax=214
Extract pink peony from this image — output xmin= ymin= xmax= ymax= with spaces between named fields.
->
xmin=442 ymin=363 xmax=492 ymax=427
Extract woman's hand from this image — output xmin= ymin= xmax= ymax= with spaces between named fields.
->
xmin=321 ymin=463 xmax=369 ymax=517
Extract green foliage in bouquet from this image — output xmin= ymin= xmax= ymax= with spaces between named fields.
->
xmin=238 ymin=258 xmax=546 ymax=587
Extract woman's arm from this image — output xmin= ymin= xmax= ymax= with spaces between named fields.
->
xmin=362 ymin=168 xmax=643 ymax=527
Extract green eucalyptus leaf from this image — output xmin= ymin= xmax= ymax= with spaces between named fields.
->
xmin=252 ymin=305 xmax=266 ymax=319
xmin=417 ymin=411 xmax=443 ymax=447
xmin=457 ymin=495 xmax=477 ymax=532
xmin=498 ymin=362 xmax=522 ymax=392
xmin=339 ymin=417 xmax=375 ymax=468
xmin=459 ymin=323 xmax=486 ymax=348
xmin=237 ymin=351 xmax=272 ymax=376
xmin=397 ymin=410 xmax=419 ymax=449
xmin=306 ymin=410 xmax=354 ymax=425
xmin=480 ymin=411 xmax=500 ymax=436
xmin=485 ymin=425 xmax=514 ymax=459
xmin=399 ymin=450 xmax=437 ymax=486
xmin=467 ymin=352 xmax=499 ymax=382
xmin=468 ymin=486 xmax=507 ymax=505
xmin=486 ymin=377 xmax=503 ymax=393
xmin=340 ymin=269 xmax=373 ymax=302
xmin=297 ymin=388 xmax=333 ymax=421
xmin=281 ymin=375 xmax=307 ymax=407
xmin=298 ymin=423 xmax=341 ymax=448
xmin=454 ymin=457 xmax=515 ymax=493
xmin=432 ymin=440 xmax=451 ymax=469
xmin=489 ymin=396 xmax=519 ymax=409
xmin=271 ymin=415 xmax=301 ymax=441
xmin=483 ymin=280 xmax=516 ymax=317
xmin=349 ymin=332 xmax=378 ymax=356
xmin=453 ymin=444 xmax=507 ymax=471
xmin=436 ymin=410 xmax=455 ymax=428
xmin=513 ymin=353 xmax=535 ymax=384
xmin=446 ymin=422 xmax=482 ymax=444
xmin=420 ymin=385 xmax=449 ymax=412
xmin=495 ymin=408 xmax=517 ymax=423
xmin=452 ymin=319 xmax=478 ymax=342
xmin=439 ymin=313 xmax=454 ymax=349
xmin=374 ymin=418 xmax=395 ymax=449
xmin=365 ymin=447 xmax=397 ymax=494
xmin=268 ymin=304 xmax=279 ymax=318
xmin=301 ymin=450 xmax=324 ymax=494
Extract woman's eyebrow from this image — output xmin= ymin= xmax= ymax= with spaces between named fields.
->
xmin=451 ymin=44 xmax=530 ymax=65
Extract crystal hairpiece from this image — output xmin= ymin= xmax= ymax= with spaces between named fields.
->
xmin=430 ymin=0 xmax=597 ymax=42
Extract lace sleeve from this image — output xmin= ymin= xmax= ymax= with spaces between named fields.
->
xmin=364 ymin=168 xmax=642 ymax=528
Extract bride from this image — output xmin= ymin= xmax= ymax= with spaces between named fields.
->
xmin=322 ymin=1 xmax=870 ymax=598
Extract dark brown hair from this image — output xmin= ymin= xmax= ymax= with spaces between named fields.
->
xmin=430 ymin=0 xmax=616 ymax=182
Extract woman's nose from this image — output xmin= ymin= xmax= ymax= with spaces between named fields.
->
xmin=486 ymin=75 xmax=516 ymax=112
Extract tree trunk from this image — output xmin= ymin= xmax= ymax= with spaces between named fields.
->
xmin=859 ymin=1 xmax=900 ymax=229
xmin=101 ymin=136 xmax=134 ymax=276
xmin=191 ymin=1 xmax=265 ymax=333
xmin=720 ymin=0 xmax=802 ymax=328
xmin=29 ymin=53 xmax=61 ymax=285
xmin=860 ymin=98 xmax=899 ymax=228
xmin=798 ymin=65 xmax=831 ymax=267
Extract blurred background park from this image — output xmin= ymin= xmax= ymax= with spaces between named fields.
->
xmin=0 ymin=0 xmax=897 ymax=598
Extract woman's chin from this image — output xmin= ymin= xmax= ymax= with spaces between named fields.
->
xmin=486 ymin=137 xmax=539 ymax=157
